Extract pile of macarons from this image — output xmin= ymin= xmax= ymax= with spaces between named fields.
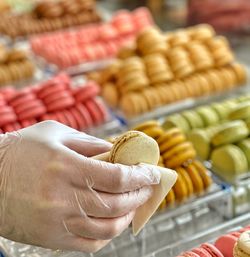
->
xmin=0 ymin=44 xmax=35 ymax=85
xmin=131 ymin=120 xmax=213 ymax=207
xmin=0 ymin=0 xmax=100 ymax=38
xmin=0 ymin=73 xmax=108 ymax=133
xmin=163 ymin=95 xmax=250 ymax=181
xmin=30 ymin=7 xmax=154 ymax=68
xmin=98 ymin=24 xmax=246 ymax=118
xmin=178 ymin=226 xmax=250 ymax=257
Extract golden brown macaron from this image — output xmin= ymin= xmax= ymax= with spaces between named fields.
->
xmin=109 ymin=130 xmax=160 ymax=165
xmin=172 ymin=171 xmax=188 ymax=202
xmin=165 ymin=189 xmax=175 ymax=206
xmin=185 ymin=164 xmax=204 ymax=194
xmin=187 ymin=24 xmax=215 ymax=41
xmin=230 ymin=63 xmax=247 ymax=85
xmin=157 ymin=128 xmax=187 ymax=153
xmin=176 ymin=167 xmax=194 ymax=197
xmin=102 ymin=83 xmax=119 ymax=108
xmin=192 ymin=160 xmax=212 ymax=190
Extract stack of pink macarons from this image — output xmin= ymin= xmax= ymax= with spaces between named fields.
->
xmin=177 ymin=225 xmax=250 ymax=257
xmin=30 ymin=7 xmax=154 ymax=68
xmin=0 ymin=73 xmax=108 ymax=133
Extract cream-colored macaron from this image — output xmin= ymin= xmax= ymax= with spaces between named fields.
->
xmin=110 ymin=130 xmax=160 ymax=165
xmin=234 ymin=230 xmax=250 ymax=257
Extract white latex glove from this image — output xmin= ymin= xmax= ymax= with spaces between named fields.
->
xmin=0 ymin=121 xmax=161 ymax=253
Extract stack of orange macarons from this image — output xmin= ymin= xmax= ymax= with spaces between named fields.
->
xmin=132 ymin=120 xmax=213 ymax=207
xmin=0 ymin=73 xmax=108 ymax=133
xmin=0 ymin=45 xmax=35 ymax=85
xmin=99 ymin=24 xmax=246 ymax=117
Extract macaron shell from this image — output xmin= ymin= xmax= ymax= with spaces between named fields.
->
xmin=85 ymin=99 xmax=103 ymax=125
xmin=191 ymin=247 xmax=212 ymax=257
xmin=182 ymin=251 xmax=200 ymax=257
xmin=76 ymin=103 xmax=93 ymax=128
xmin=215 ymin=234 xmax=238 ymax=257
xmin=201 ymin=243 xmax=224 ymax=257
xmin=110 ymin=130 xmax=160 ymax=165
xmin=17 ymin=105 xmax=46 ymax=120
xmin=238 ymin=231 xmax=250 ymax=255
xmin=211 ymin=144 xmax=248 ymax=178
xmin=211 ymin=121 xmax=249 ymax=147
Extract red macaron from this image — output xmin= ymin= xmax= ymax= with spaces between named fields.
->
xmin=0 ymin=106 xmax=17 ymax=126
xmin=201 ymin=243 xmax=224 ymax=257
xmin=9 ymin=91 xmax=36 ymax=108
xmin=75 ymin=103 xmax=93 ymax=129
xmin=73 ymin=82 xmax=100 ymax=103
xmin=42 ymin=90 xmax=73 ymax=105
xmin=62 ymin=110 xmax=78 ymax=129
xmin=37 ymin=80 xmax=69 ymax=100
xmin=46 ymin=95 xmax=75 ymax=112
xmin=84 ymin=99 xmax=103 ymax=125
xmin=3 ymin=122 xmax=22 ymax=132
xmin=69 ymin=107 xmax=87 ymax=130
xmin=17 ymin=104 xmax=46 ymax=120
xmin=20 ymin=119 xmax=37 ymax=128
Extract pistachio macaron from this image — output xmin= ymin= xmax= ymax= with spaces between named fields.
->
xmin=211 ymin=120 xmax=249 ymax=147
xmin=211 ymin=144 xmax=248 ymax=180
xmin=237 ymin=138 xmax=250 ymax=168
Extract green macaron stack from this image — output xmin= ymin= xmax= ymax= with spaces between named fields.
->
xmin=161 ymin=96 xmax=250 ymax=182
xmin=162 ymin=95 xmax=250 ymax=134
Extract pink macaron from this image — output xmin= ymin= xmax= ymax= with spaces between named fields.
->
xmin=182 ymin=251 xmax=200 ymax=257
xmin=69 ymin=107 xmax=86 ymax=130
xmin=201 ymin=243 xmax=224 ymax=257
xmin=20 ymin=119 xmax=37 ymax=128
xmin=84 ymin=99 xmax=103 ymax=125
xmin=62 ymin=110 xmax=78 ymax=129
xmin=215 ymin=234 xmax=238 ymax=257
xmin=46 ymin=95 xmax=75 ymax=112
xmin=9 ymin=91 xmax=36 ymax=108
xmin=17 ymin=104 xmax=46 ymax=120
xmin=75 ymin=103 xmax=93 ymax=129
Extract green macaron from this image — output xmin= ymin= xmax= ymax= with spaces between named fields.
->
xmin=211 ymin=144 xmax=248 ymax=180
xmin=211 ymin=103 xmax=230 ymax=120
xmin=211 ymin=120 xmax=249 ymax=147
xmin=181 ymin=110 xmax=204 ymax=129
xmin=188 ymin=129 xmax=211 ymax=160
xmin=162 ymin=114 xmax=190 ymax=133
xmin=228 ymin=101 xmax=250 ymax=120
xmin=196 ymin=106 xmax=220 ymax=127
xmin=237 ymin=138 xmax=250 ymax=168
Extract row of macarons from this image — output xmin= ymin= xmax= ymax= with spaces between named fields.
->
xmin=31 ymin=7 xmax=153 ymax=68
xmin=0 ymin=73 xmax=108 ymax=133
xmin=177 ymin=226 xmax=250 ymax=257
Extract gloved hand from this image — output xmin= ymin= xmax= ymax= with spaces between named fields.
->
xmin=0 ymin=121 xmax=161 ymax=253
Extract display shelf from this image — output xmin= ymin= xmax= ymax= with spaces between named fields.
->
xmin=0 ymin=184 xmax=232 ymax=257
xmin=148 ymin=213 xmax=250 ymax=257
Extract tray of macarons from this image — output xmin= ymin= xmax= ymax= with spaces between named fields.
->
xmin=147 ymin=213 xmax=250 ymax=257
xmin=29 ymin=7 xmax=154 ymax=75
xmin=91 ymin=22 xmax=249 ymax=125
xmin=0 ymin=73 xmax=122 ymax=134
xmin=162 ymin=94 xmax=250 ymax=185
